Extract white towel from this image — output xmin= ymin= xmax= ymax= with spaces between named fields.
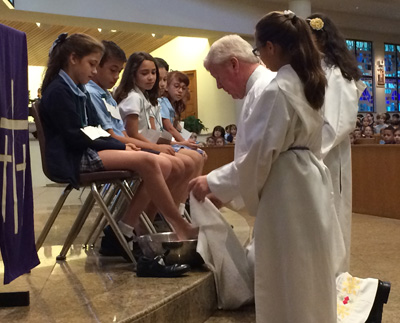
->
xmin=190 ymin=194 xmax=254 ymax=309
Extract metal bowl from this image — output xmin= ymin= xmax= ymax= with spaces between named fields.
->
xmin=137 ymin=232 xmax=203 ymax=267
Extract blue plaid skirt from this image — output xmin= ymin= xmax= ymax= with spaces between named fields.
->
xmin=80 ymin=148 xmax=105 ymax=173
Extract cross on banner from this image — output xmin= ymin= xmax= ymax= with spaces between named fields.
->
xmin=0 ymin=23 xmax=39 ymax=284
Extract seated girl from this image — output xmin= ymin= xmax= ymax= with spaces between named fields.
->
xmin=40 ymin=33 xmax=197 ymax=247
xmin=362 ymin=125 xmax=374 ymax=139
xmin=114 ymin=52 xmax=203 ymax=215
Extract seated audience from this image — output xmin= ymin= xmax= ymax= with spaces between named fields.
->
xmin=374 ymin=113 xmax=388 ymax=133
xmin=212 ymin=125 xmax=225 ymax=141
xmin=206 ymin=136 xmax=216 ymax=146
xmin=353 ymin=128 xmax=362 ymax=140
xmin=394 ymin=128 xmax=400 ymax=144
xmin=361 ymin=116 xmax=372 ymax=130
xmin=362 ymin=125 xmax=374 ymax=138
xmin=226 ymin=124 xmax=237 ymax=143
xmin=215 ymin=137 xmax=225 ymax=146
xmin=224 ymin=124 xmax=231 ymax=141
xmin=382 ymin=126 xmax=395 ymax=144
xmin=391 ymin=114 xmax=400 ymax=129
xmin=365 ymin=112 xmax=374 ymax=125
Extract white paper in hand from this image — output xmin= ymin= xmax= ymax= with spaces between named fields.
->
xmin=102 ymin=98 xmax=122 ymax=120
xmin=141 ymin=128 xmax=160 ymax=143
xmin=180 ymin=127 xmax=192 ymax=140
xmin=190 ymin=193 xmax=254 ymax=309
xmin=81 ymin=125 xmax=110 ymax=140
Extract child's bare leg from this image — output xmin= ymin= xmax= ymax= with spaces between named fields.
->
xmin=178 ymin=149 xmax=205 ymax=177
xmin=98 ymin=150 xmax=196 ymax=239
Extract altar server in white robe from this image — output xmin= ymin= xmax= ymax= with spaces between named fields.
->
xmin=190 ymin=11 xmax=345 ymax=323
xmin=307 ymin=13 xmax=366 ymax=273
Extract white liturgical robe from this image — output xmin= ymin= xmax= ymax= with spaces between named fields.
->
xmin=208 ymin=65 xmax=345 ymax=323
xmin=322 ymin=64 xmax=366 ymax=273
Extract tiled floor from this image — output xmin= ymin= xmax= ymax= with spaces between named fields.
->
xmin=0 ymin=186 xmax=399 ymax=322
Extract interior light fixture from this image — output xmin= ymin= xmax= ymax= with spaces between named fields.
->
xmin=36 ymin=22 xmax=41 ymax=28
xmin=111 ymin=29 xmax=117 ymax=33
xmin=98 ymin=28 xmax=102 ymax=32
xmin=151 ymin=33 xmax=156 ymax=37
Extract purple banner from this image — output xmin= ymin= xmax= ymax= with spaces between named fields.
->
xmin=0 ymin=23 xmax=40 ymax=284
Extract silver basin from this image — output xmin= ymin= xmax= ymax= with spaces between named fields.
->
xmin=137 ymin=232 xmax=203 ymax=266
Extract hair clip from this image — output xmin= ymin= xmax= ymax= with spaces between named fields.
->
xmin=283 ymin=10 xmax=296 ymax=20
xmin=49 ymin=32 xmax=68 ymax=56
xmin=307 ymin=18 xmax=324 ymax=31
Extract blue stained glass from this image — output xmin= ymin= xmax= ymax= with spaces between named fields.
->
xmin=385 ymin=78 xmax=398 ymax=111
xmin=385 ymin=50 xmax=396 ymax=77
xmin=384 ymin=43 xmax=400 ymax=110
xmin=385 ymin=44 xmax=395 ymax=52
xmin=359 ymin=77 xmax=374 ymax=112
xmin=398 ymin=79 xmax=400 ymax=111
xmin=346 ymin=40 xmax=354 ymax=51
xmin=397 ymin=49 xmax=400 ymax=78
xmin=347 ymin=39 xmax=374 ymax=111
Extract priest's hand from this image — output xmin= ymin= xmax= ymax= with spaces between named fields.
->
xmin=188 ymin=176 xmax=211 ymax=202
xmin=206 ymin=193 xmax=224 ymax=209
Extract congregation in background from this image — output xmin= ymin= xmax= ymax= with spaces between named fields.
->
xmin=351 ymin=112 xmax=400 ymax=144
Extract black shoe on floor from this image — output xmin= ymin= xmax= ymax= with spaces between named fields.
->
xmin=365 ymin=280 xmax=391 ymax=323
xmin=99 ymin=225 xmax=143 ymax=262
xmin=136 ymin=255 xmax=191 ymax=278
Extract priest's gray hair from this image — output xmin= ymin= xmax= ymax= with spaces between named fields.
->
xmin=204 ymin=34 xmax=259 ymax=70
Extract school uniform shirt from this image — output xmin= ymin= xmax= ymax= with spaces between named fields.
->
xmin=208 ymin=65 xmax=345 ymax=323
xmin=321 ymin=64 xmax=366 ymax=273
xmin=159 ymin=97 xmax=175 ymax=124
xmin=40 ymin=70 xmax=125 ymax=188
xmin=86 ymin=80 xmax=125 ymax=136
xmin=118 ymin=86 xmax=152 ymax=132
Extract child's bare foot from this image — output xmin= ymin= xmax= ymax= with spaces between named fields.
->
xmin=175 ymin=224 xmax=199 ymax=240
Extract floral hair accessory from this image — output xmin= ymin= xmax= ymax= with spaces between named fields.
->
xmin=49 ymin=32 xmax=68 ymax=56
xmin=283 ymin=10 xmax=296 ymax=20
xmin=308 ymin=18 xmax=324 ymax=31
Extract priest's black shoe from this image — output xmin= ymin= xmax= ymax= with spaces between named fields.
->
xmin=136 ymin=255 xmax=191 ymax=278
xmin=99 ymin=225 xmax=143 ymax=261
xmin=365 ymin=280 xmax=391 ymax=323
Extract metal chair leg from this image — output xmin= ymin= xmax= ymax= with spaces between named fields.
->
xmin=89 ymin=192 xmax=130 ymax=246
xmin=89 ymin=183 xmax=137 ymax=265
xmin=82 ymin=184 xmax=118 ymax=248
xmin=58 ymin=182 xmax=111 ymax=257
xmin=183 ymin=209 xmax=192 ymax=223
xmin=36 ymin=184 xmax=73 ymax=250
xmin=56 ymin=191 xmax=96 ymax=260
xmin=116 ymin=180 xmax=157 ymax=235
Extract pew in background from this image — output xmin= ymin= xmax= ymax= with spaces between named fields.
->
xmin=201 ymin=145 xmax=235 ymax=175
xmin=352 ymin=144 xmax=400 ymax=219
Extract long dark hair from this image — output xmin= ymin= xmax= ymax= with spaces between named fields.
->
xmin=255 ymin=11 xmax=326 ymax=110
xmin=42 ymin=33 xmax=104 ymax=93
xmin=307 ymin=13 xmax=361 ymax=81
xmin=166 ymin=71 xmax=189 ymax=126
xmin=114 ymin=52 xmax=159 ymax=106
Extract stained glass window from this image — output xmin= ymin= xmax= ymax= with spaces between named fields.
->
xmin=346 ymin=39 xmax=374 ymax=112
xmin=384 ymin=43 xmax=400 ymax=111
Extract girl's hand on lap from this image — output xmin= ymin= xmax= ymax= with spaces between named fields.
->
xmin=182 ymin=140 xmax=198 ymax=149
xmin=157 ymin=144 xmax=175 ymax=155
xmin=125 ymin=143 xmax=140 ymax=151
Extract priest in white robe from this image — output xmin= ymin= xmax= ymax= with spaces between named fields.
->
xmin=189 ymin=27 xmax=345 ymax=323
